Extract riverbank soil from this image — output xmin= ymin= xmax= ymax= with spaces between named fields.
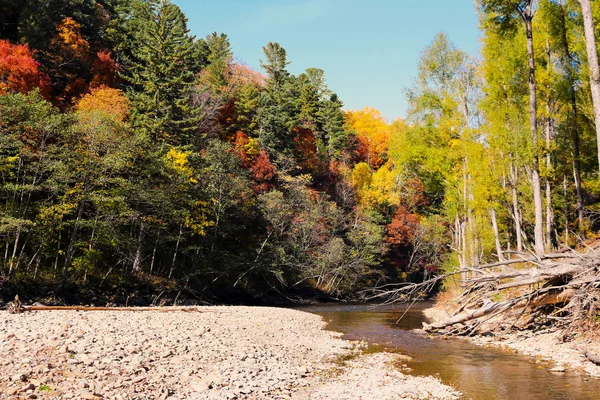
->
xmin=0 ymin=307 xmax=460 ymax=399
xmin=424 ymin=305 xmax=600 ymax=378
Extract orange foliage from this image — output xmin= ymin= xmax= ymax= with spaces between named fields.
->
xmin=0 ymin=40 xmax=50 ymax=96
xmin=49 ymin=17 xmax=93 ymax=103
xmin=250 ymin=150 xmax=277 ymax=193
xmin=56 ymin=17 xmax=90 ymax=59
xmin=345 ymin=107 xmax=391 ymax=169
xmin=386 ymin=206 xmax=420 ymax=246
xmin=228 ymin=63 xmax=264 ymax=89
xmin=75 ymin=85 xmax=129 ymax=120
xmin=90 ymin=51 xmax=119 ymax=88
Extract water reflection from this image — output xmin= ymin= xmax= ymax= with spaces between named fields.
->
xmin=296 ymin=302 xmax=600 ymax=400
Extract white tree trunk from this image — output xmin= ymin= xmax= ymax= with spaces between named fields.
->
xmin=490 ymin=208 xmax=505 ymax=261
xmin=524 ymin=11 xmax=545 ymax=256
xmin=579 ymin=0 xmax=600 ymax=172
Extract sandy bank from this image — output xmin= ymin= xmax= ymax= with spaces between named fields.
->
xmin=1 ymin=306 xmax=459 ymax=399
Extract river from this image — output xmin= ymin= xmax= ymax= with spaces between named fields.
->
xmin=297 ymin=302 xmax=600 ymax=400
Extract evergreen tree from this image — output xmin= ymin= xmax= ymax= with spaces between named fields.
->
xmin=319 ymin=94 xmax=347 ymax=159
xmin=203 ymin=32 xmax=232 ymax=93
xmin=122 ymin=0 xmax=200 ymax=144
xmin=256 ymin=42 xmax=299 ymax=159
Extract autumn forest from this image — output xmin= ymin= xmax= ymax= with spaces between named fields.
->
xmin=2 ymin=0 xmax=600 ymax=304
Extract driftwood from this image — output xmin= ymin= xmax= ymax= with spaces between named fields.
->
xmin=6 ymin=295 xmax=217 ymax=314
xmin=368 ymin=249 xmax=600 ymax=335
xmin=584 ymin=351 xmax=600 ymax=366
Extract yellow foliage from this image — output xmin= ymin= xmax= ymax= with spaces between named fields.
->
xmin=56 ymin=18 xmax=90 ymax=57
xmin=185 ymin=200 xmax=214 ymax=236
xmin=351 ymin=162 xmax=371 ymax=190
xmin=165 ymin=148 xmax=197 ymax=183
xmin=76 ymin=86 xmax=129 ymax=121
xmin=351 ymin=162 xmax=400 ymax=209
xmin=0 ymin=155 xmax=19 ymax=175
xmin=345 ymin=107 xmax=391 ymax=168
xmin=245 ymin=137 xmax=260 ymax=156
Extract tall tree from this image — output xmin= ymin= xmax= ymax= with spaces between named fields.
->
xmin=479 ymin=0 xmax=545 ymax=255
xmin=577 ymin=0 xmax=600 ymax=173
xmin=122 ymin=0 xmax=200 ymax=144
xmin=256 ymin=42 xmax=299 ymax=159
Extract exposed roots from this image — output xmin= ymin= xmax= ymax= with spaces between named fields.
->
xmin=366 ymin=250 xmax=600 ymax=337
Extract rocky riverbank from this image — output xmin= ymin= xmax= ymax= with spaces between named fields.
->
xmin=423 ymin=306 xmax=600 ymax=378
xmin=1 ymin=306 xmax=460 ymax=399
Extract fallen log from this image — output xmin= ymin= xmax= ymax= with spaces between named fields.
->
xmin=5 ymin=295 xmax=219 ymax=314
xmin=584 ymin=351 xmax=600 ymax=366
xmin=423 ymin=300 xmax=517 ymax=331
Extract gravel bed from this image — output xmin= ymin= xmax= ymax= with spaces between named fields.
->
xmin=1 ymin=306 xmax=459 ymax=399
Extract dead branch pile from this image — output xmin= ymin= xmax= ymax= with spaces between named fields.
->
xmin=368 ymin=250 xmax=600 ymax=335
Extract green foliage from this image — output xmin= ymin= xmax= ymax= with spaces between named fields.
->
xmin=122 ymin=0 xmax=201 ymax=144
xmin=4 ymin=0 xmax=600 ymax=304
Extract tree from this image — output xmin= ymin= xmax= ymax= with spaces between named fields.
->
xmin=479 ymin=0 xmax=545 ymax=255
xmin=122 ymin=0 xmax=200 ymax=144
xmin=75 ymin=86 xmax=129 ymax=121
xmin=0 ymin=40 xmax=49 ymax=96
xmin=256 ymin=42 xmax=299 ymax=159
xmin=319 ymin=94 xmax=348 ymax=159
xmin=345 ymin=107 xmax=390 ymax=169
xmin=577 ymin=0 xmax=600 ymax=174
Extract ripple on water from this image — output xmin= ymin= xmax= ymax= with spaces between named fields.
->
xmin=295 ymin=302 xmax=600 ymax=400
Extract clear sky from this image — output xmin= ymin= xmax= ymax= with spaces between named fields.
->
xmin=173 ymin=0 xmax=481 ymax=121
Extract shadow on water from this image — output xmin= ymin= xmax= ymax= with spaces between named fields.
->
xmin=295 ymin=302 xmax=600 ymax=400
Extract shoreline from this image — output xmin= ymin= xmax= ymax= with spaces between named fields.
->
xmin=423 ymin=306 xmax=600 ymax=378
xmin=1 ymin=306 xmax=460 ymax=399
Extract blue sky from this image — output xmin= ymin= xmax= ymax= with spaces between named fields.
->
xmin=173 ymin=0 xmax=481 ymax=121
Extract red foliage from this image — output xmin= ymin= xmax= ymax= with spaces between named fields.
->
xmin=233 ymin=132 xmax=276 ymax=193
xmin=233 ymin=131 xmax=250 ymax=162
xmin=0 ymin=40 xmax=50 ymax=96
xmin=249 ymin=150 xmax=276 ymax=193
xmin=90 ymin=50 xmax=119 ymax=88
xmin=386 ymin=206 xmax=420 ymax=246
xmin=293 ymin=127 xmax=321 ymax=172
xmin=217 ymin=97 xmax=237 ymax=140
xmin=347 ymin=132 xmax=369 ymax=165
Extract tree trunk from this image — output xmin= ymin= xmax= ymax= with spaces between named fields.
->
xmin=563 ymin=172 xmax=570 ymax=244
xmin=510 ymin=162 xmax=524 ymax=252
xmin=490 ymin=208 xmax=505 ymax=261
xmin=62 ymin=203 xmax=84 ymax=281
xmin=169 ymin=223 xmax=183 ymax=279
xmin=7 ymin=228 xmax=21 ymax=277
xmin=522 ymin=9 xmax=545 ymax=256
xmin=150 ymin=234 xmax=159 ymax=274
xmin=545 ymin=113 xmax=556 ymax=250
xmin=132 ymin=222 xmax=144 ymax=274
xmin=559 ymin=0 xmax=584 ymax=229
xmin=578 ymin=0 xmax=600 ymax=172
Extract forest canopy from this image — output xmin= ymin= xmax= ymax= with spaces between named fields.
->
xmin=2 ymin=0 xmax=600 ymax=304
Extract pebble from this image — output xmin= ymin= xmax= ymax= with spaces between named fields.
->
xmin=0 ymin=307 xmax=460 ymax=399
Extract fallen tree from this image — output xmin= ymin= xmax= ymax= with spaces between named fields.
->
xmin=366 ymin=250 xmax=600 ymax=336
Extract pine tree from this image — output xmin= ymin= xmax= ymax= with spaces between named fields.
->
xmin=122 ymin=0 xmax=200 ymax=144
xmin=319 ymin=94 xmax=347 ymax=159
xmin=256 ymin=42 xmax=299 ymax=158
xmin=203 ymin=32 xmax=232 ymax=93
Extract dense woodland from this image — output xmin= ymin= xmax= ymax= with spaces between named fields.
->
xmin=2 ymin=0 xmax=600 ymax=304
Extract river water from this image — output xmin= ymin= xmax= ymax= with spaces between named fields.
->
xmin=297 ymin=302 xmax=600 ymax=400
